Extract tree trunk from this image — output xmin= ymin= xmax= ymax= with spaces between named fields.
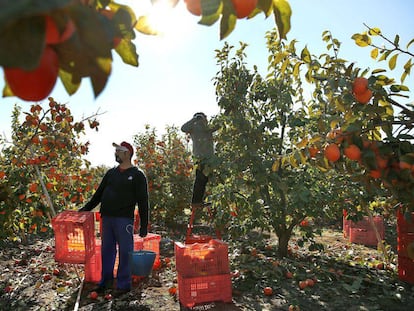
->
xmin=277 ymin=230 xmax=291 ymax=257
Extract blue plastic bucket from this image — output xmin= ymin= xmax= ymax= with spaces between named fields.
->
xmin=129 ymin=250 xmax=156 ymax=276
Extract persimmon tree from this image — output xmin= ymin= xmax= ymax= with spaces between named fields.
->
xmin=271 ymin=26 xmax=414 ymax=216
xmin=0 ymin=98 xmax=102 ymax=242
xmin=133 ymin=125 xmax=193 ymax=228
xmin=210 ymin=42 xmax=351 ymax=257
xmin=209 ymin=23 xmax=413 ymax=256
xmin=0 ymin=0 xmax=291 ymax=101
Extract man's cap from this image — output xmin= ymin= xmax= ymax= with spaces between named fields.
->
xmin=112 ymin=141 xmax=133 ymax=155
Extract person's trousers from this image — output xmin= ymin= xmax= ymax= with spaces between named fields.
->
xmin=99 ymin=216 xmax=134 ymax=290
xmin=192 ymin=167 xmax=208 ymax=204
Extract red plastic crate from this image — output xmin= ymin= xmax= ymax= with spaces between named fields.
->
xmin=349 ymin=227 xmax=378 ymax=246
xmin=85 ymin=239 xmax=102 ymax=283
xmin=343 ymin=217 xmax=350 ymax=238
xmin=397 ymin=232 xmax=414 ymax=257
xmin=51 ymin=210 xmax=95 ymax=264
xmin=344 ymin=216 xmax=384 ymax=240
xmin=175 ymin=239 xmax=230 ymax=277
xmin=178 ymin=273 xmax=232 ymax=308
xmin=397 ymin=209 xmax=414 ymax=234
xmin=398 ymin=256 xmax=414 ymax=284
xmin=185 ymin=234 xmax=213 ymax=244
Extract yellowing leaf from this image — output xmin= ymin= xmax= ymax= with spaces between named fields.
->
xmin=351 ymin=33 xmax=371 ymax=47
xmin=289 ymin=154 xmax=298 ymax=168
xmin=300 ymin=46 xmax=311 ymax=63
xmin=309 ymin=136 xmax=322 ymax=144
xmin=272 ymin=160 xmax=280 ymax=172
xmin=296 ymin=137 xmax=309 ymax=148
xmin=388 ymin=53 xmax=398 ymax=70
xmin=135 ymin=16 xmax=159 ymax=35
xmin=368 ymin=27 xmax=381 ymax=36
xmin=272 ymin=0 xmax=292 ymax=39
xmin=370 ymin=48 xmax=379 ymax=60
xmin=330 ymin=120 xmax=340 ymax=129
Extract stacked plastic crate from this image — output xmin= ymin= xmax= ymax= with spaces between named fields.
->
xmin=175 ymin=204 xmax=232 ymax=308
xmin=397 ymin=209 xmax=414 ymax=284
xmin=175 ymin=239 xmax=232 ymax=308
xmin=51 ymin=210 xmax=95 ymax=264
xmin=343 ymin=211 xmax=385 ymax=246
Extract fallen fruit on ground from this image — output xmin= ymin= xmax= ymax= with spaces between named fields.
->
xmin=168 ymin=286 xmax=177 ymax=295
xmin=263 ymin=286 xmax=273 ymax=296
xmin=305 ymin=278 xmax=315 ymax=287
xmin=89 ymin=291 xmax=98 ymax=300
xmin=298 ymin=280 xmax=307 ymax=290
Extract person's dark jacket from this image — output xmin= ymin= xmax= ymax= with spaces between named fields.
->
xmin=79 ymin=166 xmax=149 ymax=236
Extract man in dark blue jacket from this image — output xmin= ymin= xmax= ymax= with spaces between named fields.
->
xmin=80 ymin=141 xmax=149 ymax=296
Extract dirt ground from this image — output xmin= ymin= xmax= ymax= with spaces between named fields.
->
xmin=1 ymin=223 xmax=414 ymax=311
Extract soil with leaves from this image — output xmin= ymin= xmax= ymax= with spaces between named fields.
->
xmin=1 ymin=223 xmax=414 ymax=311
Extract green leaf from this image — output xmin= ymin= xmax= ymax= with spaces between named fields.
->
xmin=398 ymin=134 xmax=414 ymax=140
xmin=272 ymin=0 xmax=292 ymax=40
xmin=258 ymin=0 xmax=274 ymax=17
xmin=115 ymin=40 xmax=139 ymax=67
xmin=199 ymin=0 xmax=222 ymax=26
xmin=393 ymin=34 xmax=400 ymax=47
xmin=219 ymin=13 xmax=237 ymax=40
xmin=388 ymin=53 xmax=398 ymax=70
xmin=0 ymin=0 xmax=72 ymax=29
xmin=58 ymin=69 xmax=80 ymax=96
xmin=390 ymin=84 xmax=409 ymax=92
xmin=372 ymin=68 xmax=386 ymax=74
xmin=90 ymin=62 xmax=111 ymax=98
xmin=0 ymin=15 xmax=45 ymax=69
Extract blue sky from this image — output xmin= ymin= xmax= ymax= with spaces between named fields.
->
xmin=0 ymin=0 xmax=413 ymax=167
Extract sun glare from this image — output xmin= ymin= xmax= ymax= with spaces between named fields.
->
xmin=122 ymin=0 xmax=197 ymax=47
